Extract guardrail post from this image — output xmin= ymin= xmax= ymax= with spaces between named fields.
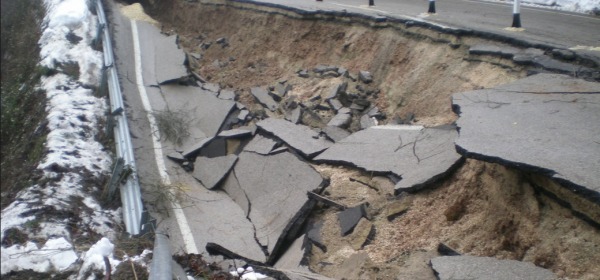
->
xmin=512 ymin=0 xmax=522 ymax=27
xmin=149 ymin=232 xmax=173 ymax=280
xmin=104 ymin=157 xmax=125 ymax=201
xmin=97 ymin=67 xmax=108 ymax=98
xmin=428 ymin=0 xmax=436 ymax=13
xmin=105 ymin=112 xmax=115 ymax=139
xmin=93 ymin=23 xmax=104 ymax=51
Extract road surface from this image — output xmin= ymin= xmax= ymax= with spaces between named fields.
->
xmin=106 ymin=0 xmax=599 ymax=258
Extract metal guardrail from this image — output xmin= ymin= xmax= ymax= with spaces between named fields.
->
xmin=96 ymin=2 xmax=173 ymax=278
xmin=95 ymin=0 xmax=144 ymax=236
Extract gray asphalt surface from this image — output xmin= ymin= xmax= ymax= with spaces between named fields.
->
xmin=247 ymin=0 xmax=600 ymax=52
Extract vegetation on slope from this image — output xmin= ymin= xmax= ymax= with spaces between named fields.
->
xmin=0 ymin=0 xmax=48 ymax=209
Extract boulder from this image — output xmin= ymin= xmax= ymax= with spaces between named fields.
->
xmin=327 ymin=110 xmax=352 ymax=128
xmin=358 ymin=71 xmax=373 ymax=83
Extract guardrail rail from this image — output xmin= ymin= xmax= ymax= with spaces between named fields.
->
xmin=95 ymin=0 xmax=144 ymax=236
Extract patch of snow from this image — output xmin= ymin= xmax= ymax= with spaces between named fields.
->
xmin=125 ymin=249 xmax=153 ymax=265
xmin=490 ymin=0 xmax=600 ymax=14
xmin=1 ymin=0 xmax=121 ymax=277
xmin=40 ymin=0 xmax=102 ymax=85
xmin=1 ymin=237 xmax=77 ymax=274
xmin=77 ymin=237 xmax=121 ymax=280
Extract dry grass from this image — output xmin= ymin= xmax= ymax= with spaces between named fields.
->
xmin=152 ymin=108 xmax=191 ymax=146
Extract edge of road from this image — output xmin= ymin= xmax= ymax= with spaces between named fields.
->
xmin=208 ymin=0 xmax=599 ymax=68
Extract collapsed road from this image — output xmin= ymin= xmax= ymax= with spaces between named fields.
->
xmin=107 ymin=0 xmax=600 ymax=279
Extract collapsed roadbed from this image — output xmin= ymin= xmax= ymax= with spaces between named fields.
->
xmin=113 ymin=0 xmax=600 ymax=279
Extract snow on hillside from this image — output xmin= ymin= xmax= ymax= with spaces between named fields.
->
xmin=528 ymin=0 xmax=600 ymax=14
xmin=1 ymin=0 xmax=123 ymax=277
xmin=494 ymin=0 xmax=600 ymax=14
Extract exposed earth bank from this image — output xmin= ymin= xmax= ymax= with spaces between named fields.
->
xmin=137 ymin=0 xmax=599 ymax=279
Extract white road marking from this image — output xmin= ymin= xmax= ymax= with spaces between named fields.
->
xmin=331 ymin=2 xmax=390 ymax=14
xmin=331 ymin=2 xmax=459 ymax=29
xmin=131 ymin=19 xmax=199 ymax=254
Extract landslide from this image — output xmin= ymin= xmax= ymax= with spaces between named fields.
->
xmin=143 ymin=0 xmax=522 ymax=127
xmin=138 ymin=0 xmax=600 ymax=279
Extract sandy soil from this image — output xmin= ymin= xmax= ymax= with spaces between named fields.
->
xmin=311 ymin=161 xmax=600 ymax=279
xmin=135 ymin=1 xmax=599 ymax=279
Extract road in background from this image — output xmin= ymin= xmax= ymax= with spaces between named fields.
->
xmin=248 ymin=0 xmax=599 ymax=55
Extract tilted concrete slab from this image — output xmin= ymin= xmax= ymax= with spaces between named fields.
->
xmin=453 ymin=74 xmax=600 ymax=203
xmin=470 ymin=46 xmax=597 ymax=76
xmin=135 ymin=21 xmax=188 ymax=85
xmin=270 ymin=234 xmax=334 ymax=280
xmin=221 ymin=169 xmax=250 ymax=215
xmin=218 ymin=128 xmax=253 ymax=138
xmin=160 ymin=84 xmax=235 ymax=151
xmin=183 ymin=187 xmax=266 ymax=263
xmin=430 ymin=256 xmax=556 ymax=280
xmin=182 ymin=137 xmax=213 ymax=159
xmin=492 ymin=73 xmax=600 ymax=93
xmin=274 ymin=234 xmax=309 ymax=270
xmin=233 ymin=151 xmax=323 ymax=263
xmin=193 ymin=155 xmax=238 ymax=190
xmin=251 ymin=87 xmax=279 ymax=112
xmin=315 ymin=125 xmax=462 ymax=193
xmin=257 ymin=118 xmax=333 ymax=158
xmin=327 ymin=111 xmax=352 ymax=128
xmin=321 ymin=126 xmax=351 ymax=143
xmin=338 ymin=204 xmax=368 ymax=236
xmin=243 ymin=134 xmax=278 ymax=155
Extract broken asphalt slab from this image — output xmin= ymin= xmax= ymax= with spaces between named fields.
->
xmin=272 ymin=235 xmax=334 ymax=280
xmin=218 ymin=128 xmax=253 ymax=138
xmin=453 ymin=73 xmax=600 ymax=203
xmin=219 ymin=151 xmax=325 ymax=264
xmin=269 ymin=235 xmax=331 ymax=280
xmin=430 ymin=256 xmax=556 ymax=280
xmin=274 ymin=234 xmax=309 ymax=270
xmin=251 ymin=87 xmax=279 ymax=111
xmin=159 ymin=84 xmax=236 ymax=151
xmin=469 ymin=45 xmax=597 ymax=76
xmin=180 ymin=186 xmax=267 ymax=263
xmin=243 ymin=134 xmax=278 ymax=155
xmin=338 ymin=204 xmax=368 ymax=236
xmin=193 ymin=155 xmax=238 ymax=189
xmin=135 ymin=21 xmax=188 ymax=85
xmin=321 ymin=125 xmax=351 ymax=143
xmin=315 ymin=125 xmax=463 ymax=193
xmin=257 ymin=118 xmax=333 ymax=158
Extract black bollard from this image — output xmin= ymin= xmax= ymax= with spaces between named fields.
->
xmin=512 ymin=0 xmax=522 ymax=27
xmin=369 ymin=0 xmax=374 ymax=6
xmin=428 ymin=0 xmax=436 ymax=13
